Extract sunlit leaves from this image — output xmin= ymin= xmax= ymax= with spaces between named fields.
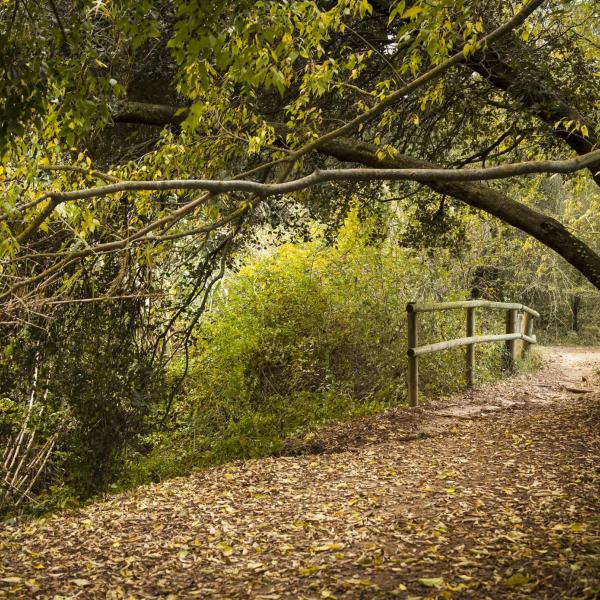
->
xmin=166 ymin=0 xmax=382 ymax=153
xmin=0 ymin=0 xmax=122 ymax=153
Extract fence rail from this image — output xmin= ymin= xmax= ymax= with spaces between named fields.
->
xmin=406 ymin=300 xmax=540 ymax=318
xmin=406 ymin=299 xmax=539 ymax=406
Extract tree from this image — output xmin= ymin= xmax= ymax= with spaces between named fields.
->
xmin=0 ymin=0 xmax=598 ymax=326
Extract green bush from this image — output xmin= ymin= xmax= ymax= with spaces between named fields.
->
xmin=123 ymin=211 xmax=507 ymax=486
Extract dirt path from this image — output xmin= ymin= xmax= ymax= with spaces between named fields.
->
xmin=1 ymin=347 xmax=599 ymax=599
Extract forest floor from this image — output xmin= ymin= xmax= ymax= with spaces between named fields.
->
xmin=1 ymin=346 xmax=599 ymax=599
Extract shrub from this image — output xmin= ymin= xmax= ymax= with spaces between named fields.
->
xmin=125 ymin=210 xmax=506 ymax=484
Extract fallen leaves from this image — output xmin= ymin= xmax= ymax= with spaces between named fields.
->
xmin=505 ymin=573 xmax=529 ymax=587
xmin=312 ymin=543 xmax=345 ymax=553
xmin=0 ymin=348 xmax=598 ymax=598
xmin=418 ymin=576 xmax=445 ymax=589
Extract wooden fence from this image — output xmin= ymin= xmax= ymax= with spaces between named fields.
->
xmin=406 ymin=300 xmax=540 ymax=406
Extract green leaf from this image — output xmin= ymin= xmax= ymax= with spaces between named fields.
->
xmin=506 ymin=573 xmax=529 ymax=588
xmin=388 ymin=1 xmax=405 ymax=24
xmin=402 ymin=6 xmax=425 ymax=19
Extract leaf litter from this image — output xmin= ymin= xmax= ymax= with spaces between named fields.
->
xmin=0 ymin=346 xmax=599 ymax=599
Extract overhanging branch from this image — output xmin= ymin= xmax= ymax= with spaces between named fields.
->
xmin=35 ymin=148 xmax=600 ymax=204
xmin=317 ymin=138 xmax=600 ymax=291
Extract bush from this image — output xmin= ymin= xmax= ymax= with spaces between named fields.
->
xmin=124 ymin=210 xmax=506 ymax=485
xmin=0 ymin=298 xmax=166 ymax=517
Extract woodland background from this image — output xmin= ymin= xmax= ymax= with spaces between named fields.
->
xmin=0 ymin=0 xmax=598 ymax=517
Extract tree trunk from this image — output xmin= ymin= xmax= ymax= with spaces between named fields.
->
xmin=571 ymin=294 xmax=581 ymax=332
xmin=468 ymin=46 xmax=600 ymax=187
xmin=317 ymin=138 xmax=600 ymax=291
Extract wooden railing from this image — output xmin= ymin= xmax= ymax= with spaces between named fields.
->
xmin=406 ymin=300 xmax=540 ymax=406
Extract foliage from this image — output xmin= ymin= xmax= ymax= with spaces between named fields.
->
xmin=437 ymin=175 xmax=600 ymax=339
xmin=0 ymin=0 xmax=598 ymax=515
xmin=1 ymin=0 xmax=599 ymax=321
xmin=0 ymin=296 xmax=166 ymax=516
xmin=122 ymin=210 xmax=507 ymax=486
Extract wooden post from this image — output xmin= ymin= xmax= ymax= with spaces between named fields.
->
xmin=466 ymin=307 xmax=475 ymax=387
xmin=516 ymin=310 xmax=523 ymax=356
xmin=407 ymin=302 xmax=419 ymax=407
xmin=522 ymin=313 xmax=534 ymax=357
xmin=505 ymin=308 xmax=518 ymax=371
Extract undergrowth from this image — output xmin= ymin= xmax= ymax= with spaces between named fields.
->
xmin=116 ymin=214 xmax=514 ymax=491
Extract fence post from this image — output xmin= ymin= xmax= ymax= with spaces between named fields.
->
xmin=466 ymin=307 xmax=475 ymax=387
xmin=505 ymin=308 xmax=518 ymax=371
xmin=522 ymin=312 xmax=535 ymax=357
xmin=407 ymin=302 xmax=419 ymax=407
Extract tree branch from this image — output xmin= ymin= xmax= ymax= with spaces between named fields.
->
xmin=32 ymin=148 xmax=600 ymax=205
xmin=317 ymin=138 xmax=600 ymax=291
xmin=112 ymin=101 xmax=185 ymax=127
xmin=467 ymin=45 xmax=600 ymax=186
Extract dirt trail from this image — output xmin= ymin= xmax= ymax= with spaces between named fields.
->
xmin=1 ymin=347 xmax=599 ymax=599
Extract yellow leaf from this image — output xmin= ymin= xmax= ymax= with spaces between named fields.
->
xmin=346 ymin=578 xmax=374 ymax=587
xmin=313 ymin=543 xmax=344 ymax=552
xmin=299 ymin=566 xmax=321 ymax=576
xmin=402 ymin=6 xmax=425 ymax=19
xmin=419 ymin=577 xmax=445 ymax=589
xmin=506 ymin=573 xmax=528 ymax=588
xmin=216 ymin=541 xmax=234 ymax=556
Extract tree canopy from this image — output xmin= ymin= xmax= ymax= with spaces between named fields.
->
xmin=1 ymin=1 xmax=599 ymax=326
